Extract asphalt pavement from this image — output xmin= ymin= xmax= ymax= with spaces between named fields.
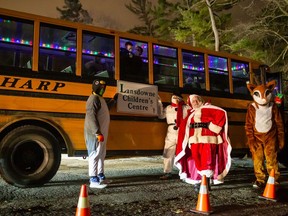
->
xmin=1 ymin=154 xmax=288 ymax=216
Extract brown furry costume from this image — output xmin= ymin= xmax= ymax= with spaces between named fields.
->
xmin=245 ymin=80 xmax=284 ymax=186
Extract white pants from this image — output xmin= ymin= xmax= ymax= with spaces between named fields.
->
xmin=88 ymin=147 xmax=106 ymax=177
xmin=163 ymin=130 xmax=177 ymax=173
xmin=85 ymin=130 xmax=107 ymax=177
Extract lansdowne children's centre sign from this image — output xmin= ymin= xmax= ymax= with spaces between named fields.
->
xmin=116 ymin=80 xmax=158 ymax=116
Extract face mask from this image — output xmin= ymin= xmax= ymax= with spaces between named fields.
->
xmin=98 ymin=87 xmax=105 ymax=96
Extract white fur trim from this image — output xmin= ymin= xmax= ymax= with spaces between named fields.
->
xmin=179 ymin=172 xmax=187 ymax=180
xmin=208 ymin=122 xmax=222 ymax=134
xmin=199 ymin=170 xmax=213 ymax=178
xmin=184 ymin=178 xmax=201 ymax=185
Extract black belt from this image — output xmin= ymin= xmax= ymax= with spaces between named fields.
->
xmin=190 ymin=122 xmax=208 ymax=128
xmin=168 ymin=123 xmax=178 ymax=130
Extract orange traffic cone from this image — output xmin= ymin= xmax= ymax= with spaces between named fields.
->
xmin=190 ymin=175 xmax=213 ymax=215
xmin=75 ymin=184 xmax=91 ymax=216
xmin=259 ymin=169 xmax=277 ymax=202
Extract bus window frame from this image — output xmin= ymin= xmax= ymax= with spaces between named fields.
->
xmin=208 ymin=54 xmax=229 ymax=93
xmin=182 ymin=49 xmax=206 ymax=90
xmin=152 ymin=43 xmax=179 ymax=87
xmin=82 ymin=30 xmax=115 ymax=79
xmin=119 ymin=37 xmax=149 ymax=84
xmin=0 ymin=15 xmax=34 ymax=70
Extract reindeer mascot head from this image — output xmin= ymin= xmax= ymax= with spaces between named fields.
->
xmin=245 ymin=80 xmax=284 ymax=188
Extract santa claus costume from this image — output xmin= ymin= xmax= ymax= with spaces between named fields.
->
xmin=174 ymin=95 xmax=232 ymax=189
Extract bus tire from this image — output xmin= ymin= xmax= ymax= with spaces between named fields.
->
xmin=0 ymin=125 xmax=61 ymax=187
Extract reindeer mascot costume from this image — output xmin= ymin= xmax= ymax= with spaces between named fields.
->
xmin=245 ymin=79 xmax=284 ymax=188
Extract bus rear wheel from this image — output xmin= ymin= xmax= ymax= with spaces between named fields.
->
xmin=0 ymin=125 xmax=61 ymax=187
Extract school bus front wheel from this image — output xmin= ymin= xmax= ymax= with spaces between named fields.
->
xmin=0 ymin=125 xmax=61 ymax=187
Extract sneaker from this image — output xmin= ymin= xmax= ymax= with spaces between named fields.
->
xmin=98 ymin=173 xmax=106 ymax=183
xmin=252 ymin=181 xmax=265 ymax=189
xmin=89 ymin=177 xmax=107 ymax=189
xmin=159 ymin=173 xmax=172 ymax=180
xmin=194 ymin=183 xmax=200 ymax=193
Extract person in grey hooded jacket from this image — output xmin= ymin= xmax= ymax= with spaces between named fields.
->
xmin=84 ymin=79 xmax=117 ymax=189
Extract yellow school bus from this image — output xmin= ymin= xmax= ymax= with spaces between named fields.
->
xmin=0 ymin=8 xmax=280 ymax=187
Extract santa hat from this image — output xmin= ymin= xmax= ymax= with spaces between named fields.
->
xmin=187 ymin=94 xmax=204 ymax=107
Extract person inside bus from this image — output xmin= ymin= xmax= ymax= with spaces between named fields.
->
xmin=134 ymin=45 xmax=143 ymax=57
xmin=120 ymin=41 xmax=134 ymax=58
xmin=120 ymin=41 xmax=134 ymax=80
xmin=120 ymin=42 xmax=146 ymax=83
xmin=174 ymin=94 xmax=232 ymax=192
xmin=133 ymin=45 xmax=148 ymax=83
xmin=84 ymin=56 xmax=108 ymax=77
xmin=84 ymin=79 xmax=118 ymax=189
xmin=184 ymin=76 xmax=201 ymax=89
xmin=158 ymin=92 xmax=190 ymax=180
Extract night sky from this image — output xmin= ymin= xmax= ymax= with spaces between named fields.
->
xmin=0 ymin=0 xmax=141 ymax=31
xmin=0 ymin=0 xmax=260 ymax=30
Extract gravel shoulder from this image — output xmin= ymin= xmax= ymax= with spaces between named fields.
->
xmin=1 ymin=155 xmax=288 ymax=216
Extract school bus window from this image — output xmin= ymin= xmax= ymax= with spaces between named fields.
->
xmin=208 ymin=55 xmax=229 ymax=92
xmin=0 ymin=16 xmax=33 ymax=69
xmin=119 ymin=38 xmax=148 ymax=83
xmin=231 ymin=60 xmax=249 ymax=94
xmin=153 ymin=44 xmax=178 ymax=86
xmin=182 ymin=51 xmax=205 ymax=90
xmin=39 ymin=24 xmax=76 ymax=74
xmin=82 ymin=32 xmax=115 ymax=79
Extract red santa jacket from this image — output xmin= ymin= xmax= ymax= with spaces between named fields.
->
xmin=188 ymin=106 xmax=227 ymax=145
xmin=175 ymin=103 xmax=232 ymax=182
